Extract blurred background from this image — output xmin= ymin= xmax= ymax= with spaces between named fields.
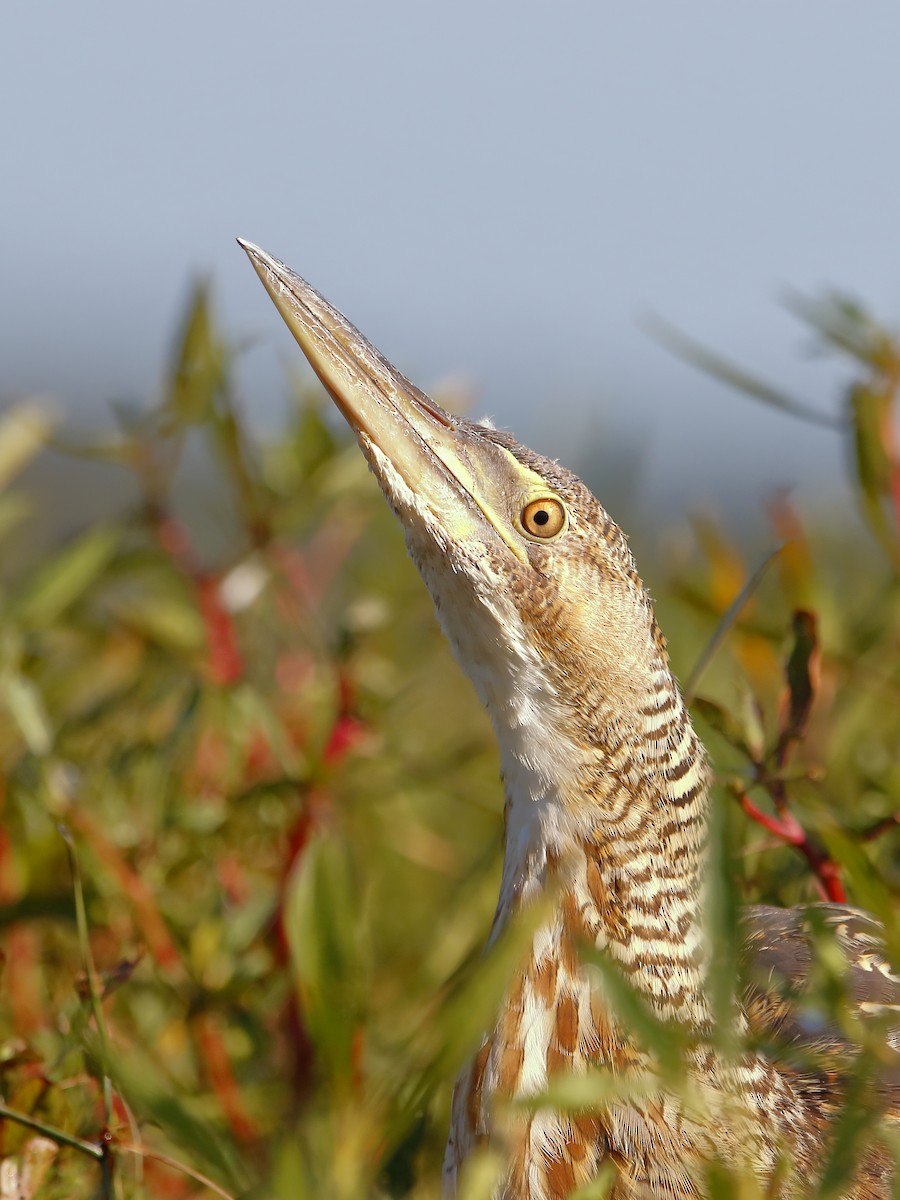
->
xmin=3 ymin=5 xmax=900 ymax=1198
xmin=5 ymin=0 xmax=900 ymax=520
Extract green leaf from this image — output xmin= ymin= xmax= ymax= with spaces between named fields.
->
xmin=849 ymin=383 xmax=900 ymax=562
xmin=429 ymin=891 xmax=558 ymax=1082
xmin=777 ymin=609 xmax=818 ymax=751
xmin=783 ymin=289 xmax=894 ymax=370
xmin=0 ymin=672 xmax=52 ymax=754
xmin=112 ymin=1052 xmax=252 ymax=1192
xmin=0 ymin=493 xmax=33 ymax=545
xmin=691 ymin=697 xmax=751 ymax=757
xmin=736 ymin=683 xmax=766 ymax=763
xmin=644 ymin=314 xmax=844 ymax=430
xmin=576 ymin=943 xmax=690 ymax=1082
xmin=292 ymin=400 xmax=341 ymax=481
xmin=104 ymin=579 xmax=206 ymax=652
xmin=569 ymin=1162 xmax=618 ymax=1199
xmin=517 ymin=1066 xmax=659 ymax=1113
xmin=456 ymin=1147 xmax=505 ymax=1200
xmin=815 ymin=1047 xmax=883 ymax=1198
xmin=283 ymin=830 xmax=366 ymax=1080
xmin=164 ymin=283 xmax=227 ymax=428
xmin=13 ymin=526 xmax=120 ymax=629
xmin=704 ymin=782 xmax=742 ymax=1042
xmin=0 ymin=402 xmax=56 ymax=491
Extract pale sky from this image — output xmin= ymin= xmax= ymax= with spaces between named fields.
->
xmin=5 ymin=1 xmax=900 ymax=512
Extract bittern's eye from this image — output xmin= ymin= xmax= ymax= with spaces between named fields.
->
xmin=520 ymin=497 xmax=567 ymax=539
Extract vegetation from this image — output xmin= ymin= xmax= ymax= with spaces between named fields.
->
xmin=0 ymin=286 xmax=898 ymax=1197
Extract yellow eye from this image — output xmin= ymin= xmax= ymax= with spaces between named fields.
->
xmin=520 ymin=497 xmax=567 ymax=539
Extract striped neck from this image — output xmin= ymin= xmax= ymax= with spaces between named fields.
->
xmin=422 ymin=533 xmax=712 ymax=1018
xmin=493 ymin=641 xmax=711 ymax=1023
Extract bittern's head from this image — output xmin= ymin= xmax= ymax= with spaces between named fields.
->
xmin=239 ymin=242 xmax=663 ymax=763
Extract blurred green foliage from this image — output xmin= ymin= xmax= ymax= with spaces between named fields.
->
xmin=0 ymin=286 xmax=898 ymax=1197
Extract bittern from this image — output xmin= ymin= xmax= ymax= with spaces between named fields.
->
xmin=238 ymin=241 xmax=899 ymax=1199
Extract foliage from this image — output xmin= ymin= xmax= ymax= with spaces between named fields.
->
xmin=0 ymin=286 xmax=898 ymax=1197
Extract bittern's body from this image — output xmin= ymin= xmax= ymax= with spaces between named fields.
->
xmin=239 ymin=241 xmax=900 ymax=1198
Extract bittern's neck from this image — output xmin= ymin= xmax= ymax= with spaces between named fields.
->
xmin=489 ymin=631 xmax=711 ymax=1021
xmin=426 ymin=553 xmax=711 ymax=1015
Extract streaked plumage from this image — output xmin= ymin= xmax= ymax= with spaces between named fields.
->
xmin=238 ymin=240 xmax=900 ymax=1198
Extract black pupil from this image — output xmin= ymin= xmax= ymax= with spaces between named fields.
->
xmin=533 ymin=509 xmax=550 ymax=526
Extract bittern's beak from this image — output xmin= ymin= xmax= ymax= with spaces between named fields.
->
xmin=237 ymin=239 xmax=528 ymax=561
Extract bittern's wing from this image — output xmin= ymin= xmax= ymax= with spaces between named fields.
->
xmin=741 ymin=904 xmax=900 ymax=1116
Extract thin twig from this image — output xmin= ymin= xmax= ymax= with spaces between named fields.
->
xmin=643 ymin=313 xmax=846 ymax=430
xmin=58 ymin=825 xmax=115 ymax=1125
xmin=858 ymin=812 xmax=900 ymax=843
xmin=117 ymin=1142 xmax=237 ymax=1200
xmin=734 ymin=784 xmax=846 ymax=903
xmin=684 ymin=544 xmax=784 ymax=701
xmin=737 ymin=791 xmax=804 ymax=845
xmin=0 ymin=1101 xmax=103 ymax=1160
xmin=146 ymin=501 xmax=245 ymax=685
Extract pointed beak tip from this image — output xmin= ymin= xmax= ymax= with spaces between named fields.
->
xmin=237 ymin=239 xmax=283 ymax=290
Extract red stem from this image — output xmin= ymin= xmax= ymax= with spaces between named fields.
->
xmin=737 ymin=788 xmax=846 ymax=903
xmin=149 ymin=508 xmax=244 ymax=685
xmin=193 ymin=1013 xmax=259 ymax=1143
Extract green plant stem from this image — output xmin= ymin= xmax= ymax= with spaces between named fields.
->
xmin=0 ymin=1101 xmax=103 ymax=1160
xmin=59 ymin=823 xmax=116 ymax=1126
xmin=684 ymin=544 xmax=783 ymax=701
xmin=118 ymin=1143 xmax=237 ymax=1200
